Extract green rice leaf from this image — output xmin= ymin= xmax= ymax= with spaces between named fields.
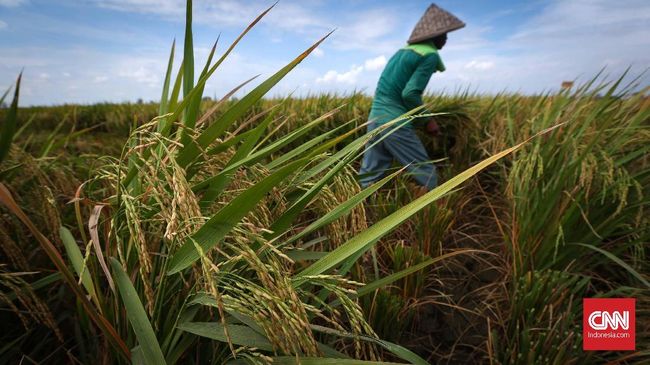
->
xmin=180 ymin=38 xmax=218 ymax=147
xmin=0 ymin=84 xmax=10 ymax=105
xmin=0 ymin=184 xmax=130 ymax=359
xmin=281 ymin=167 xmax=404 ymax=248
xmin=162 ymin=60 xmax=184 ymax=136
xmin=357 ymin=249 xmax=484 ymax=297
xmin=294 ymin=129 xmax=549 ymax=284
xmin=176 ymin=30 xmax=334 ymax=168
xmin=195 ymin=74 xmax=260 ymax=130
xmin=268 ymin=121 xmax=415 ymax=242
xmin=123 ymin=3 xmax=282 ymax=187
xmin=285 ymin=250 xmax=329 ymax=261
xmin=131 ymin=346 xmax=145 ymax=365
xmin=265 ymin=118 xmax=356 ymax=170
xmin=178 ymin=322 xmax=273 ymax=351
xmin=199 ymin=107 xmax=277 ymax=206
xmin=188 ymin=294 xmax=348 ymax=358
xmin=110 ymin=257 xmax=166 ymax=365
xmin=60 ymin=227 xmax=97 ymax=301
xmin=182 ymin=0 xmax=194 ymax=100
xmin=573 ymin=243 xmax=650 ymax=289
xmin=267 ymin=148 xmax=357 ymax=240
xmin=229 ymin=358 xmax=407 ymax=365
xmin=159 ymin=39 xmax=175 ymax=116
xmin=4 ymin=273 xmax=62 ymax=302
xmin=167 ymin=158 xmax=309 ymax=274
xmin=0 ymin=73 xmax=20 ymax=165
xmin=310 ymin=325 xmax=428 ymax=365
xmin=192 ymin=108 xmax=340 ymax=192
xmin=203 ymin=129 xmax=256 ymax=156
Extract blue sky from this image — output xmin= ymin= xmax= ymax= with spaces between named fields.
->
xmin=1 ymin=0 xmax=648 ymax=105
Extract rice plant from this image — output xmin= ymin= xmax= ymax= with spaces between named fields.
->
xmin=0 ymin=1 xmax=540 ymax=364
xmin=1 ymin=2 xmax=647 ymax=364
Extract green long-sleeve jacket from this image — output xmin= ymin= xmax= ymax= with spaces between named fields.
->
xmin=368 ymin=43 xmax=445 ymax=127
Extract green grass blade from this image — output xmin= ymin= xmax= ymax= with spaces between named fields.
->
xmin=192 ymin=108 xmax=340 ymax=192
xmin=282 ymin=167 xmax=404 ymax=248
xmin=132 ymin=346 xmax=145 ymax=365
xmin=294 ymin=130 xmax=548 ymax=284
xmin=199 ymin=109 xmax=276 ymax=206
xmin=267 ymin=149 xmax=357 ymax=240
xmin=178 ymin=322 xmax=273 ymax=351
xmin=263 ymin=123 xmax=416 ymax=242
xmin=60 ymin=226 xmax=97 ymax=301
xmin=162 ymin=60 xmax=184 ymax=135
xmin=199 ymin=39 xmax=218 ymax=80
xmin=285 ymin=250 xmax=329 ymax=261
xmin=110 ymin=258 xmax=166 ymax=365
xmin=0 ymin=184 xmax=130 ymax=359
xmin=266 ymin=120 xmax=405 ymax=239
xmin=167 ymin=158 xmax=309 ymax=274
xmin=265 ymin=118 xmax=356 ymax=170
xmin=45 ymin=125 xmax=99 ymax=157
xmin=159 ymin=39 xmax=176 ymax=116
xmin=179 ymin=0 xmax=196 ymax=146
xmin=38 ymin=118 xmax=67 ymax=157
xmin=294 ymin=120 xmax=401 ymax=186
xmin=176 ymin=30 xmax=334 ymax=168
xmin=122 ymin=4 xmax=275 ymax=187
xmin=182 ymin=0 xmax=194 ymax=101
xmin=310 ymin=325 xmax=429 ymax=365
xmin=231 ymin=358 xmax=407 ymax=365
xmin=166 ymin=3 xmax=277 ymax=155
xmin=0 ymin=84 xmax=11 ymax=105
xmin=189 ymin=294 xmax=347 ymax=358
xmin=203 ymin=129 xmax=256 ymax=156
xmin=4 ymin=273 xmax=62 ymax=302
xmin=13 ymin=114 xmax=35 ymax=140
xmin=572 ymin=243 xmax=650 ymax=289
xmin=180 ymin=39 xmax=218 ymax=147
xmin=196 ymin=74 xmax=260 ymax=129
xmin=357 ymin=249 xmax=483 ymax=297
xmin=0 ymin=73 xmax=20 ymax=164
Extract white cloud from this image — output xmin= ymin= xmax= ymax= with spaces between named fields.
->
xmin=0 ymin=0 xmax=27 ymax=7
xmin=501 ymin=0 xmax=650 ymax=91
xmin=3 ymin=0 xmax=648 ymax=105
xmin=316 ymin=65 xmax=364 ymax=84
xmin=316 ymin=55 xmax=386 ymax=85
xmin=0 ymin=20 xmax=7 ymax=29
xmin=364 ymin=55 xmax=386 ymax=71
xmin=422 ymin=0 xmax=650 ymax=94
xmin=0 ymin=41 xmax=286 ymax=105
xmin=464 ymin=60 xmax=494 ymax=71
xmin=90 ymin=0 xmax=330 ymax=34
xmin=116 ymin=57 xmax=161 ymax=87
xmin=90 ymin=1 xmax=406 ymax=52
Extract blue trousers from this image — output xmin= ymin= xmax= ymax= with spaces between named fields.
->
xmin=358 ymin=123 xmax=438 ymax=190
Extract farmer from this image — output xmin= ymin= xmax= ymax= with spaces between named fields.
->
xmin=358 ymin=4 xmax=464 ymax=190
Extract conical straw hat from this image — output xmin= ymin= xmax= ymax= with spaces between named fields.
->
xmin=408 ymin=4 xmax=465 ymax=44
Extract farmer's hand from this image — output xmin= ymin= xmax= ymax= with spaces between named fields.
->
xmin=426 ymin=119 xmax=440 ymax=137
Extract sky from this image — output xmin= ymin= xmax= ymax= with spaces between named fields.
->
xmin=0 ymin=0 xmax=649 ymax=106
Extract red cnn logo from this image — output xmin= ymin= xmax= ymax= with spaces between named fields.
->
xmin=583 ymin=298 xmax=635 ymax=350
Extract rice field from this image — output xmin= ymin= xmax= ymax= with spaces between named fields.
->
xmin=0 ymin=2 xmax=648 ymax=364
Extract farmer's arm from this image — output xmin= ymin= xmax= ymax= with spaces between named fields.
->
xmin=401 ymin=53 xmax=439 ymax=125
